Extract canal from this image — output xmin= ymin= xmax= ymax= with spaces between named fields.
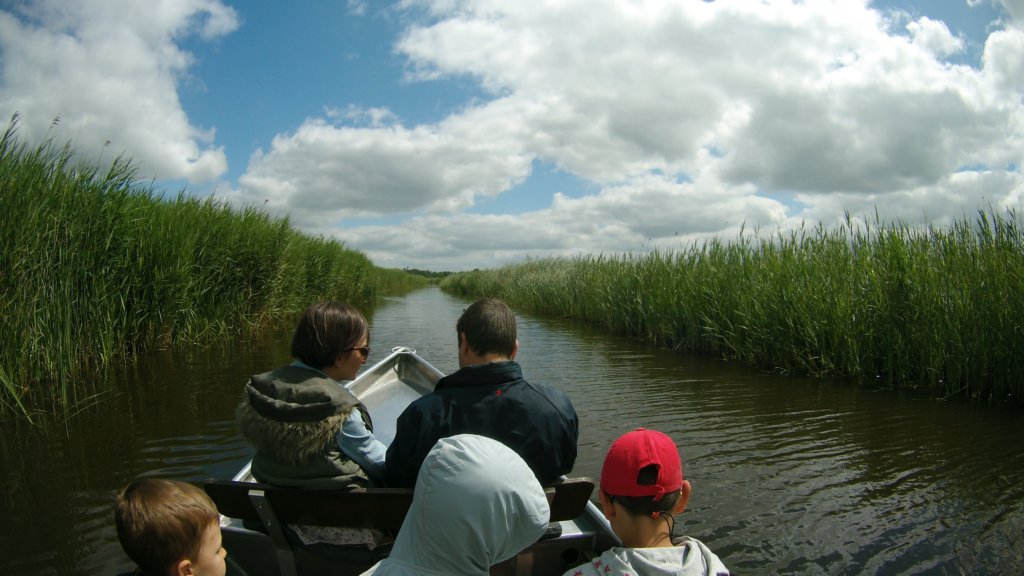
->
xmin=1 ymin=286 xmax=1022 ymax=574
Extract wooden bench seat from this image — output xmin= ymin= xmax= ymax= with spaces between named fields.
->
xmin=204 ymin=477 xmax=595 ymax=576
xmin=205 ymin=476 xmax=594 ymax=529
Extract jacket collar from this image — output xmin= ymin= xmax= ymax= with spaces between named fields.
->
xmin=437 ymin=360 xmax=522 ymax=389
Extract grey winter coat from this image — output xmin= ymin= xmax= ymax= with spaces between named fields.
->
xmin=236 ymin=364 xmax=371 ymax=490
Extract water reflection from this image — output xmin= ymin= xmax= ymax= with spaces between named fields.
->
xmin=0 ymin=286 xmax=1021 ymax=575
xmin=495 ymin=298 xmax=1023 ymax=575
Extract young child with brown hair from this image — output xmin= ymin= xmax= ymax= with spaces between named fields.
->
xmin=564 ymin=428 xmax=730 ymax=576
xmin=115 ymin=477 xmax=227 ymax=576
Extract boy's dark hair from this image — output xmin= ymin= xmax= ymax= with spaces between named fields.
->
xmin=606 ymin=464 xmax=681 ymax=517
xmin=456 ymin=298 xmax=517 ymax=357
xmin=115 ymin=478 xmax=219 ymax=575
xmin=290 ymin=301 xmax=368 ymax=369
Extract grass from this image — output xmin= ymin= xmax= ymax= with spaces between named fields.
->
xmin=0 ymin=119 xmax=427 ymax=421
xmin=441 ymin=213 xmax=1024 ymax=403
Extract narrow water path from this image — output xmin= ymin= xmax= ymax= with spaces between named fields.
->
xmin=1 ymin=286 xmax=1020 ymax=575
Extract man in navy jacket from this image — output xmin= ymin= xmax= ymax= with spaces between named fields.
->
xmin=384 ymin=298 xmax=579 ymax=488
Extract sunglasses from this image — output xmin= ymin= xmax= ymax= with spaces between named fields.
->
xmin=347 ymin=346 xmax=370 ymax=357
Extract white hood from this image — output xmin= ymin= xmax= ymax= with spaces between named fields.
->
xmin=362 ymin=434 xmax=550 ymax=576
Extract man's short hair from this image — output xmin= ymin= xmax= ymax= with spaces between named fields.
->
xmin=290 ymin=301 xmax=368 ymax=369
xmin=457 ymin=298 xmax=517 ymax=357
xmin=115 ymin=478 xmax=219 ymax=575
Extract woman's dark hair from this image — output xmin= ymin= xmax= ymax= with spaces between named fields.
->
xmin=290 ymin=301 xmax=368 ymax=369
xmin=456 ymin=298 xmax=517 ymax=357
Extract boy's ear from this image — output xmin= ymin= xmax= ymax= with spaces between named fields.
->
xmin=674 ymin=480 xmax=692 ymax=514
xmin=177 ymin=558 xmax=194 ymax=576
xmin=510 ymin=338 xmax=519 ymax=360
xmin=598 ymin=491 xmax=616 ymax=518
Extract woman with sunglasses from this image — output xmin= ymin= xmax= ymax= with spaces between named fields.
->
xmin=236 ymin=301 xmax=385 ymax=494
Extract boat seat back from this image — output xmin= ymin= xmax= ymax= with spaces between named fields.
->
xmin=544 ymin=477 xmax=596 ymax=522
xmin=204 ymin=481 xmax=413 ymax=531
xmin=204 ymin=476 xmax=595 ymax=532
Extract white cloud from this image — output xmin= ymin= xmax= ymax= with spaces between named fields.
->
xmin=796 ymin=167 xmax=1023 ymax=227
xmin=229 ymin=107 xmax=535 ymax=227
xmin=982 ymin=26 xmax=1024 ymax=92
xmin=5 ymin=0 xmax=1022 ymax=271
xmin=336 ymin=170 xmax=794 ymax=271
xmin=308 ymin=0 xmax=1022 ymax=269
xmin=993 ymin=0 xmax=1024 ymax=26
xmin=0 ymin=0 xmax=237 ymax=182
xmin=347 ymin=1 xmax=368 ymax=18
xmin=907 ymin=16 xmax=964 ymax=57
xmin=325 ymin=105 xmax=400 ymax=127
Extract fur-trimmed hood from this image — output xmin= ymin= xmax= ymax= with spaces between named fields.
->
xmin=237 ymin=364 xmax=360 ymax=466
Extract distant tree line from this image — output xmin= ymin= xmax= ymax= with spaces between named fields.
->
xmin=403 ymin=268 xmax=453 ymax=279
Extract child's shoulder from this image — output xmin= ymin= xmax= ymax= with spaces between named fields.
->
xmin=674 ymin=536 xmax=731 ymax=575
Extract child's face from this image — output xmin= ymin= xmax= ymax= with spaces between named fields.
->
xmin=190 ymin=521 xmax=227 ymax=576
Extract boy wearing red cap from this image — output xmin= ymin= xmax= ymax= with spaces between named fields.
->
xmin=564 ymin=428 xmax=730 ymax=576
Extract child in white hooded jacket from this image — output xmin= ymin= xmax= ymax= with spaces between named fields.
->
xmin=564 ymin=428 xmax=730 ymax=576
xmin=360 ymin=434 xmax=550 ymax=576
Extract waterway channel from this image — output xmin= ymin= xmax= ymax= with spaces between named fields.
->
xmin=1 ymin=286 xmax=1022 ymax=574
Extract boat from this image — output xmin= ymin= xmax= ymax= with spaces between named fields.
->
xmin=205 ymin=346 xmax=619 ymax=576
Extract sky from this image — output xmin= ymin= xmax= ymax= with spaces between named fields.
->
xmin=1 ymin=0 xmax=1022 ymax=272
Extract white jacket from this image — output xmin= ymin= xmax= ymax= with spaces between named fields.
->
xmin=361 ymin=434 xmax=550 ymax=575
xmin=563 ymin=536 xmax=730 ymax=576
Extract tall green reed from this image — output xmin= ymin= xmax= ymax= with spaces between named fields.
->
xmin=441 ymin=211 xmax=1024 ymax=403
xmin=0 ymin=121 xmax=421 ymax=420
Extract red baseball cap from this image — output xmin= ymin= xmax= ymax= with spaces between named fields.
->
xmin=600 ymin=428 xmax=683 ymax=501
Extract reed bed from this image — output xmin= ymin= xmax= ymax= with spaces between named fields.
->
xmin=0 ymin=122 xmax=425 ymax=420
xmin=441 ymin=213 xmax=1024 ymax=403
xmin=371 ymin=267 xmax=435 ymax=295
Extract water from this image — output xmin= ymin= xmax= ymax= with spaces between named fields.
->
xmin=1 ymin=286 xmax=1021 ymax=574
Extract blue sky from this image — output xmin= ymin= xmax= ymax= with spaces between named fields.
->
xmin=1 ymin=0 xmax=1022 ymax=271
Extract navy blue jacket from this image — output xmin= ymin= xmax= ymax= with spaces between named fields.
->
xmin=384 ymin=361 xmax=579 ymax=488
